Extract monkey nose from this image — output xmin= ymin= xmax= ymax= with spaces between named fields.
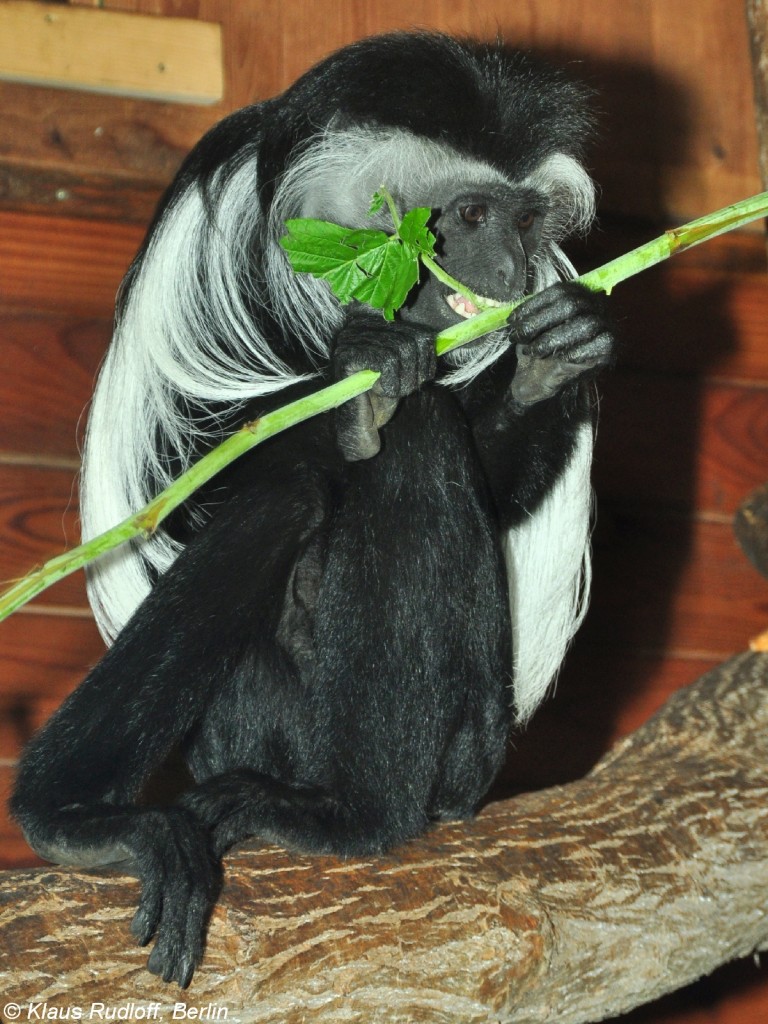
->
xmin=497 ymin=266 xmax=521 ymax=296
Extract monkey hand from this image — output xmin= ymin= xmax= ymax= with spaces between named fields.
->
xmin=129 ymin=807 xmax=221 ymax=988
xmin=507 ymin=281 xmax=614 ymax=406
xmin=332 ymin=309 xmax=437 ymax=461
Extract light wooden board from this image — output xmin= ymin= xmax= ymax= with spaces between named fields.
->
xmin=0 ymin=0 xmax=223 ymax=104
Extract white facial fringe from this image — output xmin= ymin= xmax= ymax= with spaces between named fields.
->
xmin=82 ymin=156 xmax=340 ymax=643
xmin=83 ymin=125 xmax=597 ymax=724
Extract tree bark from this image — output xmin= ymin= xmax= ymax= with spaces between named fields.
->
xmin=1 ymin=650 xmax=767 ymax=1022
xmin=747 ymin=0 xmax=768 ymax=193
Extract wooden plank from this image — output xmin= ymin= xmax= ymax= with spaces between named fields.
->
xmin=0 ymin=210 xmax=143 ymax=314
xmin=0 ymin=5 xmax=226 ymax=221
xmin=0 ymin=0 xmax=223 ymax=105
xmin=0 ymin=463 xmax=90 ymax=609
xmin=612 ymin=262 xmax=768 ymax=382
xmin=0 ymin=310 xmax=108 ymax=459
xmin=584 ymin=512 xmax=768 ymax=658
xmin=0 ymin=0 xmax=761 ymax=225
xmin=66 ymin=1 xmax=212 ymax=16
xmin=0 ymin=162 xmax=166 ymax=224
xmin=0 ymin=612 xmax=104 ymax=704
xmin=0 ymin=81 xmax=205 ymax=190
xmin=0 ymin=689 xmax=68 ymax=761
xmin=0 ymin=613 xmax=105 ymax=842
xmin=244 ymin=0 xmax=760 ymax=223
xmin=0 ymin=766 xmax=45 ymax=869
xmin=594 ymin=375 xmax=768 ymax=516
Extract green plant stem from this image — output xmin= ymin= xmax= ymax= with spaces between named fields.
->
xmin=2 ymin=190 xmax=768 ymax=624
xmin=421 ymin=253 xmax=489 ymax=311
xmin=0 ymin=373 xmax=378 ymax=622
xmin=377 ymin=185 xmax=488 ymax=311
xmin=378 ymin=187 xmax=403 ymax=232
xmin=436 ymin=189 xmax=768 ymax=356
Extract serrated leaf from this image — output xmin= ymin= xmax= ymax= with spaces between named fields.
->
xmin=280 ymin=216 xmax=422 ymax=318
xmin=397 ymin=207 xmax=436 ymax=256
xmin=280 ymin=220 xmax=388 ymax=271
xmin=351 ymin=238 xmax=421 ymax=321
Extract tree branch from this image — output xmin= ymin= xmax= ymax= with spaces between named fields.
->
xmin=2 ymin=650 xmax=767 ymax=1020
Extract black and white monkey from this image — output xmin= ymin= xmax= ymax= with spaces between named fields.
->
xmin=12 ymin=33 xmax=613 ymax=985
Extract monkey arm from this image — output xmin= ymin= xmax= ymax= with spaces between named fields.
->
xmin=457 ymin=280 xmax=614 ymax=527
xmin=330 ymin=306 xmax=437 ymax=461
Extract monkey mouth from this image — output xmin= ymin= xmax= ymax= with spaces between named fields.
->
xmin=445 ymin=292 xmax=504 ymax=319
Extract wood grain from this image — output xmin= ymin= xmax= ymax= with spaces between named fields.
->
xmin=594 ymin=374 xmax=768 ymax=515
xmin=0 ymin=0 xmax=762 ymax=224
xmin=0 ymin=310 xmax=108 ymax=458
xmin=0 ymin=463 xmax=87 ymax=608
xmin=613 ymin=263 xmax=768 ymax=381
xmin=1 ymin=652 xmax=767 ymax=1020
xmin=0 ymin=767 xmax=45 ymax=870
xmin=586 ymin=513 xmax=768 ymax=657
xmin=0 ymin=210 xmax=143 ymax=314
xmin=0 ymin=613 xmax=104 ymax=709
xmin=0 ymin=1 xmax=223 ymax=104
xmin=0 ymin=162 xmax=166 ymax=222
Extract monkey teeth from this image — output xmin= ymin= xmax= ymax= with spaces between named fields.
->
xmin=446 ymin=292 xmax=503 ymax=319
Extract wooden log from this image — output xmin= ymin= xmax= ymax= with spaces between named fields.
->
xmin=734 ymin=480 xmax=768 ymax=577
xmin=747 ymin=0 xmax=768 ymax=190
xmin=1 ymin=650 xmax=767 ymax=1021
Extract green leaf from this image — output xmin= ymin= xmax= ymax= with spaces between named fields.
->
xmin=280 ymin=214 xmax=429 ymax=320
xmin=367 ymin=191 xmax=387 ymax=217
xmin=350 ymin=238 xmax=421 ymax=320
xmin=397 ymin=207 xmax=436 ymax=255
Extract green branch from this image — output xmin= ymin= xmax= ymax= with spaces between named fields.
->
xmin=0 ymin=374 xmax=379 ymax=622
xmin=2 ymin=190 xmax=768 ymax=624
xmin=435 ymin=189 xmax=768 ymax=357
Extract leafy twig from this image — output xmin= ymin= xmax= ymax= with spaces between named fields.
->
xmin=2 ymin=190 xmax=768 ymax=624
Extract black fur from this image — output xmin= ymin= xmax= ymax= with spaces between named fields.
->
xmin=11 ymin=32 xmax=612 ymax=987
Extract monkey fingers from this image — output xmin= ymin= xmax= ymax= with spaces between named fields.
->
xmin=129 ymin=808 xmax=221 ymax=988
xmin=331 ymin=319 xmax=437 ymax=460
xmin=512 ymin=282 xmax=611 ymax=353
xmin=509 ymin=343 xmax=606 ymax=405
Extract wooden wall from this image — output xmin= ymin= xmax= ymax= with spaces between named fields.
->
xmin=1 ymin=1 xmax=768 ymax=1020
xmin=0 ymin=0 xmax=763 ymax=225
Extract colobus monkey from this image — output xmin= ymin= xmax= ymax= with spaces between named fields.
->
xmin=12 ymin=32 xmax=613 ymax=986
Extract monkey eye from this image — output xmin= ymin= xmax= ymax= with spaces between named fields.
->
xmin=459 ymin=204 xmax=487 ymax=224
xmin=517 ymin=211 xmax=537 ymax=230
